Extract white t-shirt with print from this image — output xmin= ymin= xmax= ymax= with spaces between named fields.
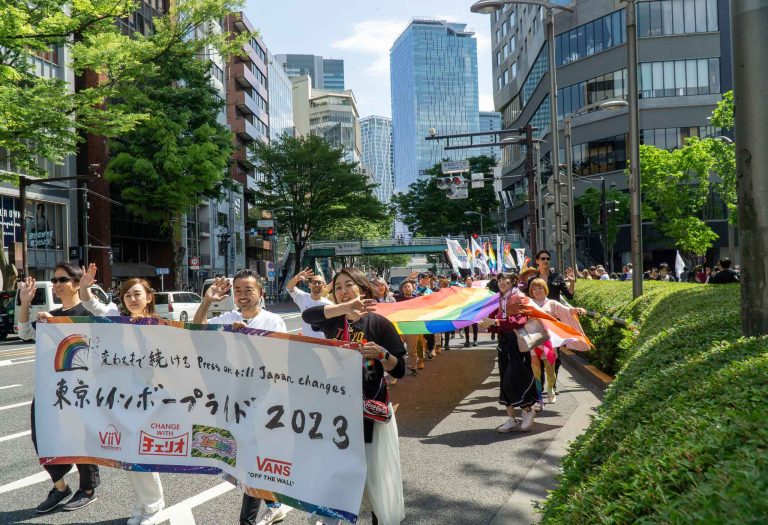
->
xmin=289 ymin=287 xmax=331 ymax=338
xmin=208 ymin=309 xmax=287 ymax=332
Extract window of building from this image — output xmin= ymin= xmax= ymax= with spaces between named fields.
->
xmin=639 ymin=57 xmax=720 ymax=98
xmin=556 ymin=9 xmax=626 ymax=66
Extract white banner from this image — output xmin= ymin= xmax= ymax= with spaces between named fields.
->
xmin=445 ymin=239 xmax=470 ymax=271
xmin=35 ymin=319 xmax=366 ymax=523
xmin=470 ymin=237 xmax=490 ymax=275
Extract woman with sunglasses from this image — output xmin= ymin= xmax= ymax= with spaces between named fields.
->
xmin=18 ymin=263 xmax=101 ymax=515
xmin=78 ymin=264 xmax=166 ymax=525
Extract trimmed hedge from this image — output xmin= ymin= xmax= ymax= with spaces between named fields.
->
xmin=541 ymin=281 xmax=768 ymax=524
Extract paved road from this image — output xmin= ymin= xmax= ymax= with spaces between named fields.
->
xmin=0 ymin=306 xmax=598 ymax=525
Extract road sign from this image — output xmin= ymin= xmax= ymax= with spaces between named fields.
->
xmin=189 ymin=256 xmax=200 ymax=270
xmin=441 ymin=160 xmax=470 ymax=174
xmin=335 ymin=242 xmax=361 ymax=256
xmin=257 ymin=219 xmax=275 ymax=228
xmin=471 ymin=173 xmax=485 ymax=189
xmin=267 ymin=270 xmax=275 ymax=281
xmin=156 ymin=267 xmax=170 ymax=275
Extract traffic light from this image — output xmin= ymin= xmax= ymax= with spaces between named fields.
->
xmin=257 ymin=227 xmax=275 ymax=238
xmin=472 ymin=233 xmax=479 ymax=240
xmin=436 ymin=175 xmax=468 ymax=199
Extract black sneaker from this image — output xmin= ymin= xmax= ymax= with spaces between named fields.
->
xmin=472 ymin=341 xmax=478 ymax=347
xmin=62 ymin=489 xmax=98 ymax=511
xmin=463 ymin=342 xmax=470 ymax=348
xmin=36 ymin=486 xmax=73 ymax=513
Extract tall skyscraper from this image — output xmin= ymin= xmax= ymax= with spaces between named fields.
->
xmin=268 ymin=51 xmax=294 ymax=141
xmin=478 ymin=111 xmax=502 ymax=160
xmin=275 ymin=54 xmax=345 ymax=91
xmin=360 ymin=116 xmax=394 ymax=204
xmin=390 ymin=19 xmax=479 ymax=194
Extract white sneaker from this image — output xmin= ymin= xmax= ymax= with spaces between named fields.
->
xmin=257 ymin=504 xmax=292 ymax=525
xmin=496 ymin=417 xmax=519 ymax=433
xmin=126 ymin=509 xmax=144 ymax=525
xmin=138 ymin=503 xmax=164 ymax=525
xmin=520 ymin=407 xmax=535 ymax=431
xmin=533 ymin=399 xmax=545 ymax=412
xmin=547 ymin=390 xmax=557 ymax=404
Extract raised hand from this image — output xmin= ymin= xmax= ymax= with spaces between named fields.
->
xmin=296 ymin=267 xmax=315 ymax=282
xmin=18 ymin=276 xmax=36 ymax=306
xmin=345 ymin=296 xmax=375 ymax=320
xmin=205 ymin=277 xmax=231 ymax=302
xmin=80 ymin=263 xmax=97 ymax=289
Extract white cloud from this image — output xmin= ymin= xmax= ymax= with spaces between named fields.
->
xmin=332 ymin=19 xmax=408 ymax=77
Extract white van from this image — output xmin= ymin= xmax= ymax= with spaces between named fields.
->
xmin=154 ymin=291 xmax=203 ymax=322
xmin=200 ymin=277 xmax=266 ymax=319
xmin=13 ymin=282 xmax=111 ymax=339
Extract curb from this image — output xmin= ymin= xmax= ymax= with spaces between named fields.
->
xmin=559 ymin=348 xmax=614 ymax=388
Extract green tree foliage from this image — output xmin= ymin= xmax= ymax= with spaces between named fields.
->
xmin=0 ymin=0 xmax=244 ymax=178
xmin=392 ymin=156 xmax=498 ymax=237
xmin=639 ymin=138 xmax=720 ymax=256
xmin=574 ymin=187 xmax=630 ymax=246
xmin=315 ymin=214 xmax=393 ymax=241
xmin=105 ymin=49 xmax=233 ymax=289
xmin=358 ymin=255 xmax=412 ymax=275
xmin=249 ymin=134 xmax=389 ymax=277
xmin=705 ymin=90 xmax=736 ymax=219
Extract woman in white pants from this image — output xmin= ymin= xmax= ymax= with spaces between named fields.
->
xmin=79 ymin=264 xmax=165 ymax=525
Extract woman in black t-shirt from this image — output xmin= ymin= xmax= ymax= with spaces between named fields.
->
xmin=18 ymin=263 xmax=101 ymax=515
xmin=302 ymin=268 xmax=405 ymax=525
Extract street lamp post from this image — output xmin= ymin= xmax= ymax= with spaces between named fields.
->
xmin=270 ymin=206 xmax=294 ymax=302
xmin=464 ymin=210 xmax=484 ymax=236
xmin=624 ymin=0 xmax=643 ymax=298
xmin=562 ymin=98 xmax=628 ymax=271
xmin=471 ymin=0 xmax=573 ymax=268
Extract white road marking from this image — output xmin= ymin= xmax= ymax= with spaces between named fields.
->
xmin=0 ymin=430 xmax=31 ymax=443
xmin=0 ymin=358 xmax=35 ymax=367
xmin=0 ymin=468 xmax=73 ymax=494
xmin=0 ymin=384 xmax=22 ymax=390
xmin=151 ymin=481 xmax=235 ymax=525
xmin=0 ymin=401 xmax=32 ymax=411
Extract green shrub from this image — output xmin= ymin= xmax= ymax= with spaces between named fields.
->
xmin=541 ymin=282 xmax=768 ymax=524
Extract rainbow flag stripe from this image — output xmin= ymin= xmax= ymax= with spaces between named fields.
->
xmin=373 ymin=287 xmax=499 ymax=335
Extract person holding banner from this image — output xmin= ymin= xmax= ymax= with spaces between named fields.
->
xmin=78 ymin=265 xmax=166 ymax=525
xmin=478 ymin=273 xmax=538 ymax=432
xmin=303 ymin=268 xmax=406 ymax=525
xmin=18 ymin=264 xmax=102 ymax=515
xmin=192 ymin=270 xmax=293 ymax=525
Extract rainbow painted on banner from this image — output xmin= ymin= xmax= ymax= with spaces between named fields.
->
xmin=54 ymin=334 xmax=90 ymax=371
xmin=373 ymin=287 xmax=499 ymax=335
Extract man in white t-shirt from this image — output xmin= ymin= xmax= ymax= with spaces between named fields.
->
xmin=192 ymin=269 xmax=290 ymax=525
xmin=285 ymin=267 xmax=331 ymax=338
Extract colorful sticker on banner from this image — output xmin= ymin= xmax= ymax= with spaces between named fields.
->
xmin=192 ymin=424 xmax=237 ymax=467
xmin=54 ymin=334 xmax=91 ymax=371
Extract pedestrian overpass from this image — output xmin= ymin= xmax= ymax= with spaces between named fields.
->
xmin=300 ymin=234 xmax=524 ymax=266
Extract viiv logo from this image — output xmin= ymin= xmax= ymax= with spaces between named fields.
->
xmin=99 ymin=424 xmax=122 ymax=451
xmin=256 ymin=457 xmax=292 ymax=477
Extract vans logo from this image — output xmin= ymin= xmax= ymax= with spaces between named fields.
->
xmin=256 ymin=456 xmax=292 ymax=477
xmin=99 ymin=424 xmax=122 ymax=451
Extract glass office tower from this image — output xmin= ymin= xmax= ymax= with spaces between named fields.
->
xmin=390 ymin=19 xmax=479 ymax=194
xmin=360 ymin=116 xmax=394 ymax=204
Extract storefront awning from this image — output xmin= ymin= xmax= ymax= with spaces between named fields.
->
xmin=112 ymin=262 xmax=158 ymax=277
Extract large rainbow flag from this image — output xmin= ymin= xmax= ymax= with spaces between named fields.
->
xmin=373 ymin=287 xmax=498 ymax=335
xmin=374 ymin=287 xmax=593 ymax=350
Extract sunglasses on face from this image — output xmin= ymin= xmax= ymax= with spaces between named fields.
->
xmin=538 ymin=257 xmax=550 ymax=261
xmin=310 ymin=281 xmax=324 ymax=285
xmin=50 ymin=277 xmax=73 ymax=284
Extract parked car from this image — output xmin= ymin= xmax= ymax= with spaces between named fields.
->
xmin=154 ymin=291 xmax=202 ymax=322
xmin=13 ymin=282 xmax=111 ymax=340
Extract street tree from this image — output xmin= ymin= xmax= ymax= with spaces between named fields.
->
xmin=639 ymin=137 xmax=719 ymax=259
xmin=105 ymin=49 xmax=233 ymax=290
xmin=705 ymin=91 xmax=736 ymax=219
xmin=392 ymin=155 xmax=498 ymax=237
xmin=249 ymin=134 xmax=389 ymax=278
xmin=0 ymin=0 xmax=244 ymax=179
xmin=574 ymin=187 xmax=630 ymax=246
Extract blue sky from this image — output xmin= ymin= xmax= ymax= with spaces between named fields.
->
xmin=244 ymin=0 xmax=494 ymax=118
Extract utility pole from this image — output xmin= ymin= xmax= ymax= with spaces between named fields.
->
xmin=81 ymin=181 xmax=89 ymax=267
xmin=524 ymin=125 xmax=537 ymax=255
xmin=732 ymin=0 xmax=768 ymax=336
xmin=545 ymin=6 xmax=564 ymax=269
xmin=626 ymin=0 xmax=643 ymax=298
xmin=601 ymin=178 xmax=608 ymax=269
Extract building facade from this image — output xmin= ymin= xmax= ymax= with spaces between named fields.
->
xmin=360 ymin=116 xmax=394 ymax=204
xmin=275 ymin=54 xmax=345 ymax=91
xmin=292 ymin=76 xmax=362 ymax=164
xmin=478 ymin=111 xmax=503 ymax=160
xmin=268 ymin=52 xmax=295 ymax=142
xmin=487 ymin=0 xmax=732 ymax=268
xmin=390 ymin=19 xmax=480 ymax=194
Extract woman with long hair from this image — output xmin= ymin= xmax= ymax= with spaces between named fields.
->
xmin=79 ymin=264 xmax=165 ymax=525
xmin=18 ymin=263 xmax=101 ymax=515
xmin=478 ymin=272 xmax=538 ymax=432
xmin=302 ymin=268 xmax=406 ymax=525
xmin=371 ymin=277 xmax=396 ymax=303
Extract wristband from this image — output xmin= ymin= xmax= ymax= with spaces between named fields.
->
xmin=377 ymin=350 xmax=390 ymax=361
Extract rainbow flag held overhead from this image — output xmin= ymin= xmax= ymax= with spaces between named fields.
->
xmin=486 ymin=241 xmax=497 ymax=272
xmin=373 ymin=286 xmax=498 ymax=335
